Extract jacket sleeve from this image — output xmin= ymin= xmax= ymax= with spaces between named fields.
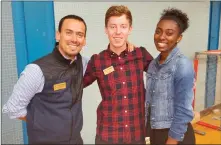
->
xmin=168 ymin=58 xmax=194 ymax=141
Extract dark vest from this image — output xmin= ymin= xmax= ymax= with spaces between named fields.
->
xmin=26 ymin=47 xmax=83 ymax=144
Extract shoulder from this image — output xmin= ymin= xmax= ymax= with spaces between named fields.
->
xmin=137 ymin=46 xmax=151 ymax=53
xmin=23 ymin=64 xmax=42 ymax=74
xmin=175 ymin=54 xmax=194 ymax=76
xmin=82 ymin=56 xmax=89 ymax=63
xmin=82 ymin=56 xmax=89 ymax=67
xmin=134 ymin=46 xmax=147 ymax=53
xmin=139 ymin=46 xmax=147 ymax=51
xmin=32 ymin=53 xmax=52 ymax=64
xmin=90 ymin=49 xmax=107 ymax=61
xmin=177 ymin=55 xmax=193 ymax=69
xmin=19 ymin=64 xmax=44 ymax=83
xmin=137 ymin=46 xmax=153 ymax=58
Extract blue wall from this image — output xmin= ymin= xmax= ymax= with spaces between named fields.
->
xmin=208 ymin=1 xmax=221 ymax=51
xmin=11 ymin=1 xmax=55 ymax=143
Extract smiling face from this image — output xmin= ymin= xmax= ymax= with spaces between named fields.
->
xmin=154 ymin=19 xmax=182 ymax=54
xmin=56 ymin=18 xmax=86 ymax=59
xmin=105 ymin=14 xmax=132 ymax=52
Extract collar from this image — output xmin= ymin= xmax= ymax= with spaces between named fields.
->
xmin=106 ymin=43 xmax=129 ymax=58
xmin=53 ymin=46 xmax=80 ymax=65
xmin=156 ymin=47 xmax=180 ymax=65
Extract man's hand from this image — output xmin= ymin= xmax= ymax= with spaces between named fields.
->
xmin=166 ymin=136 xmax=178 ymax=144
xmin=19 ymin=116 xmax=27 ymax=121
xmin=127 ymin=41 xmax=136 ymax=52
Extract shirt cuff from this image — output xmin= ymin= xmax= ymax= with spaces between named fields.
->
xmin=168 ymin=129 xmax=185 ymax=141
xmin=2 ymin=104 xmax=27 ymax=119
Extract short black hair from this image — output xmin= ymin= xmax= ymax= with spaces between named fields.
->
xmin=160 ymin=8 xmax=189 ymax=33
xmin=58 ymin=14 xmax=87 ymax=36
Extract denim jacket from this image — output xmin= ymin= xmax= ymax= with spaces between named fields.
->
xmin=145 ymin=47 xmax=194 ymax=141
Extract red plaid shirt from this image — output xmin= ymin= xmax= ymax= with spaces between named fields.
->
xmin=83 ymin=46 xmax=153 ymax=143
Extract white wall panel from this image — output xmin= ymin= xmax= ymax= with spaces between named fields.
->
xmin=1 ymin=1 xmax=23 ymax=144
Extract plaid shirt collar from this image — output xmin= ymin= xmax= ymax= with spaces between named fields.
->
xmin=106 ymin=43 xmax=129 ymax=58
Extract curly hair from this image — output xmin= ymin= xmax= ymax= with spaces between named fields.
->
xmin=160 ymin=8 xmax=189 ymax=33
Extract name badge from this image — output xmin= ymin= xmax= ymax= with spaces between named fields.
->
xmin=103 ymin=66 xmax=114 ymax=75
xmin=53 ymin=82 xmax=66 ymax=91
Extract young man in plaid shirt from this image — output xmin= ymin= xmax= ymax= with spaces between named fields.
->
xmin=83 ymin=5 xmax=153 ymax=144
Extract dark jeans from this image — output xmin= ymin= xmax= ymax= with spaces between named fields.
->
xmin=95 ymin=135 xmax=145 ymax=145
xmin=147 ymin=123 xmax=195 ymax=144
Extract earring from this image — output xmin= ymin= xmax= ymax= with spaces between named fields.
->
xmin=177 ymin=41 xmax=179 ymax=43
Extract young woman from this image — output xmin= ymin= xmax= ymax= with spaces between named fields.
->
xmin=145 ymin=8 xmax=195 ymax=144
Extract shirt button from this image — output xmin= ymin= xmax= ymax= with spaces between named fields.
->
xmin=123 ymin=82 xmax=125 ymax=84
xmin=125 ymin=125 xmax=128 ymax=127
xmin=120 ymin=67 xmax=123 ymax=70
xmin=125 ymin=110 xmax=127 ymax=113
xmin=152 ymin=118 xmax=155 ymax=120
xmin=153 ymin=90 xmax=155 ymax=93
xmin=124 ymin=96 xmax=127 ymax=99
xmin=118 ymin=57 xmax=121 ymax=59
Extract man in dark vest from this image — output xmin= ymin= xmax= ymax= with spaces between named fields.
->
xmin=2 ymin=15 xmax=88 ymax=144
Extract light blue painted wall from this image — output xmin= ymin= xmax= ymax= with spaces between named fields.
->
xmin=11 ymin=1 xmax=55 ymax=143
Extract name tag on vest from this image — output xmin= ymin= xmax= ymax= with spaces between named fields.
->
xmin=53 ymin=82 xmax=66 ymax=91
